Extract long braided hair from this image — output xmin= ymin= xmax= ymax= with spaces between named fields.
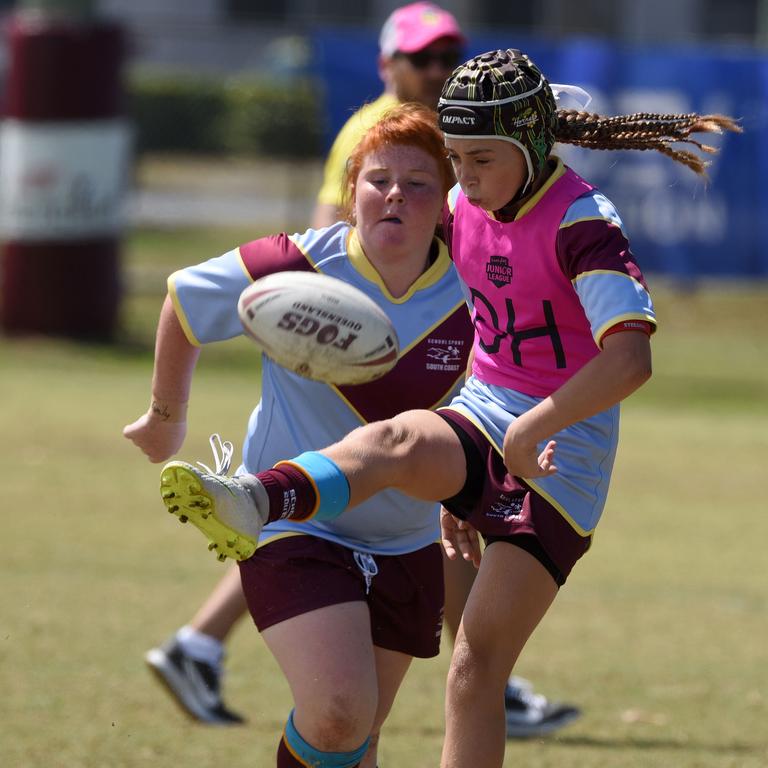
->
xmin=555 ymin=109 xmax=739 ymax=176
xmin=437 ymin=49 xmax=740 ymax=193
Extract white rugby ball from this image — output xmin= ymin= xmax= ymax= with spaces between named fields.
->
xmin=238 ymin=271 xmax=399 ymax=385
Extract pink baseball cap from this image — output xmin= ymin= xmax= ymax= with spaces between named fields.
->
xmin=379 ymin=2 xmax=465 ymax=57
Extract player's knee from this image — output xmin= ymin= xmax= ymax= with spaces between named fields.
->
xmin=447 ymin=637 xmax=494 ymax=698
xmin=306 ymin=691 xmax=376 ymax=751
xmin=364 ymin=418 xmax=407 ymax=456
xmin=447 ymin=638 xmax=477 ymax=697
xmin=282 ymin=709 xmax=370 ymax=768
xmin=369 ymin=414 xmax=424 ymax=461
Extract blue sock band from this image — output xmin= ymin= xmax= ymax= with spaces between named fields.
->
xmin=289 ymin=452 xmax=350 ymax=521
xmin=284 ymin=710 xmax=369 ymax=767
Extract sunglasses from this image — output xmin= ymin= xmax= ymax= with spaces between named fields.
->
xmin=396 ymin=49 xmax=463 ymax=70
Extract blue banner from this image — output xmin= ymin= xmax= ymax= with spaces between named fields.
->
xmin=312 ymin=29 xmax=766 ymax=277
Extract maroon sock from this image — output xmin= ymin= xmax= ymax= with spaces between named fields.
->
xmin=276 ymin=734 xmax=360 ymax=767
xmin=276 ymin=735 xmax=302 ymax=767
xmin=255 ymin=463 xmax=318 ymax=523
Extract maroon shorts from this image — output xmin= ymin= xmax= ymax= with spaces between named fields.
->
xmin=438 ymin=409 xmax=591 ymax=586
xmin=238 ymin=535 xmax=444 ymax=658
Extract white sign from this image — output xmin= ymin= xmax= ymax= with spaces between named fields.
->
xmin=0 ymin=119 xmax=131 ymax=241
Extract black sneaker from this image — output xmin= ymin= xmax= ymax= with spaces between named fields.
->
xmin=504 ymin=676 xmax=581 ymax=739
xmin=145 ymin=638 xmax=244 ymax=725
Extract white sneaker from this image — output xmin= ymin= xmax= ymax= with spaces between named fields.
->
xmin=504 ymin=676 xmax=581 ymax=739
xmin=145 ymin=636 xmax=245 ymax=725
xmin=159 ymin=434 xmax=266 ymax=562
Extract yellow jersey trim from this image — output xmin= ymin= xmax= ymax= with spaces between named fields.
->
xmin=234 ymin=248 xmax=255 ymax=281
xmin=167 ymin=271 xmax=201 ymax=347
xmin=400 ymin=298 xmax=467 ymax=355
xmin=346 ymin=229 xmax=452 ymax=304
xmin=286 ymin=233 xmax=322 ymax=270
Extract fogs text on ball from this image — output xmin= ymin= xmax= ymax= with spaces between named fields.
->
xmin=237 ymin=271 xmax=400 ymax=385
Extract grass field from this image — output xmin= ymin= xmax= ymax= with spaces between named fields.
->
xmin=1 ymin=225 xmax=767 ymax=767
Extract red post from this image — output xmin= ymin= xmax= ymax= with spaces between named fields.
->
xmin=0 ymin=2 xmax=128 ymax=340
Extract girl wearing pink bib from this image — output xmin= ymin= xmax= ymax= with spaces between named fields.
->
xmin=158 ymin=50 xmax=739 ymax=768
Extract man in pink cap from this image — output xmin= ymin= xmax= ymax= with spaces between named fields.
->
xmin=378 ymin=1 xmax=466 ymax=110
xmin=312 ymin=2 xmax=465 ymax=227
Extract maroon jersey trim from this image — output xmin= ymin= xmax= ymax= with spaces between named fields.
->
xmin=332 ymin=303 xmax=472 ymax=424
xmin=238 ymin=234 xmax=316 ymax=281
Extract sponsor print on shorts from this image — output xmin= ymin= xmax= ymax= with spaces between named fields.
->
xmin=486 ymin=493 xmax=524 ymax=522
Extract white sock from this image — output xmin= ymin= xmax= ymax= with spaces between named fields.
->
xmin=508 ymin=676 xmax=533 ymax=692
xmin=176 ymin=625 xmax=224 ymax=666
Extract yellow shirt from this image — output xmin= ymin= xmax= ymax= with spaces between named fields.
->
xmin=315 ymin=93 xmax=400 ymax=207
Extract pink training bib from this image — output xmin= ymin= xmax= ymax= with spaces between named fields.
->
xmin=451 ymin=167 xmax=599 ymax=397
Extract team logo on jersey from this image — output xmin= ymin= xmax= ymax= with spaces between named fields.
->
xmin=486 ymin=255 xmax=512 ymax=287
xmin=486 ymin=494 xmax=524 ymax=522
xmin=426 ymin=338 xmax=464 ymax=372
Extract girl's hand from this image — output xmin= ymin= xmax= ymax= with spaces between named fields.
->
xmin=503 ymin=424 xmax=558 ymax=479
xmin=440 ymin=508 xmax=482 ymax=568
xmin=123 ymin=411 xmax=187 ymax=463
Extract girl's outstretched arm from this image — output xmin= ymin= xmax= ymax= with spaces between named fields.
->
xmin=123 ymin=295 xmax=201 ymax=463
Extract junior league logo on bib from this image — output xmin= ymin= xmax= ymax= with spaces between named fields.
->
xmin=486 ymin=255 xmax=512 ymax=288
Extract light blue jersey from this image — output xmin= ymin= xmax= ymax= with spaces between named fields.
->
xmin=169 ymin=222 xmax=473 ymax=555
xmin=444 ymin=376 xmax=619 ymax=536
